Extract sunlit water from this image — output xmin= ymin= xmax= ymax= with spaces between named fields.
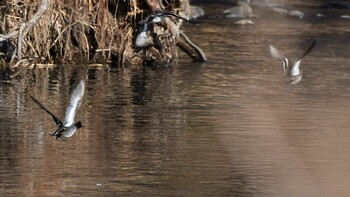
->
xmin=2 ymin=1 xmax=350 ymax=196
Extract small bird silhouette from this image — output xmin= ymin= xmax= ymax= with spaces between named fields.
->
xmin=269 ymin=41 xmax=316 ymax=84
xmin=30 ymin=80 xmax=85 ymax=139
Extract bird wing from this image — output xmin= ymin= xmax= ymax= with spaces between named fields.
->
xmin=139 ymin=11 xmax=196 ymax=24
xmin=295 ymin=41 xmax=316 ymax=62
xmin=291 ymin=41 xmax=316 ymax=76
xmin=163 ymin=12 xmax=194 ymax=23
xmin=63 ymin=80 xmax=85 ymax=127
xmin=269 ymin=45 xmax=289 ymax=73
xmin=291 ymin=59 xmax=302 ymax=76
xmin=30 ymin=95 xmax=63 ymax=127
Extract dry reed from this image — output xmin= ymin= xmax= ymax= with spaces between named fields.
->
xmin=0 ymin=0 xmax=190 ymax=68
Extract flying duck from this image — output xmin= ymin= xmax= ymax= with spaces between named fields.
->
xmin=30 ymin=80 xmax=85 ymax=139
xmin=269 ymin=41 xmax=316 ymax=84
xmin=139 ymin=11 xmax=193 ymax=25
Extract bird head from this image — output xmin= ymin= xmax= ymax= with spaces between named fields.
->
xmin=75 ymin=121 xmax=83 ymax=129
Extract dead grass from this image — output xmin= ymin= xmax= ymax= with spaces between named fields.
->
xmin=0 ymin=0 xmax=190 ymax=68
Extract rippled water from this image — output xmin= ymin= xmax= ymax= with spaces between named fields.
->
xmin=2 ymin=1 xmax=350 ymax=196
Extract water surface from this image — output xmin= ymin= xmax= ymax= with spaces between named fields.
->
xmin=2 ymin=1 xmax=350 ymax=196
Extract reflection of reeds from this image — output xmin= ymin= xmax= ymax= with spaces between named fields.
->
xmin=0 ymin=0 xmax=189 ymax=69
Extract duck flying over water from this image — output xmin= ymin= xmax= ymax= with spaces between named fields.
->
xmin=139 ymin=11 xmax=193 ymax=24
xmin=269 ymin=41 xmax=316 ymax=84
xmin=30 ymin=80 xmax=85 ymax=139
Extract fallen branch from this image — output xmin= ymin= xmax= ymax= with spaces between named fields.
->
xmin=177 ymin=31 xmax=206 ymax=62
xmin=17 ymin=0 xmax=50 ymax=60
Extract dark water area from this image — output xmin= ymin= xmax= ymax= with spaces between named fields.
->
xmin=2 ymin=1 xmax=350 ymax=196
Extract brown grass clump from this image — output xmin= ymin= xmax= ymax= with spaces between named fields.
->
xmin=0 ymin=0 xmax=191 ymax=68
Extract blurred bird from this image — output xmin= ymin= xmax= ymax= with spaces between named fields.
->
xmin=235 ymin=19 xmax=254 ymax=25
xmin=30 ymin=80 xmax=85 ymax=139
xmin=0 ymin=40 xmax=15 ymax=62
xmin=135 ymin=23 xmax=163 ymax=52
xmin=135 ymin=23 xmax=151 ymax=48
xmin=269 ymin=41 xmax=316 ymax=84
xmin=139 ymin=11 xmax=193 ymax=24
xmin=288 ymin=10 xmax=304 ymax=19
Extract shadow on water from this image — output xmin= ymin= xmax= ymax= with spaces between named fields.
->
xmin=3 ymin=1 xmax=350 ymax=196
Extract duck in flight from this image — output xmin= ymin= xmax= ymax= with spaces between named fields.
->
xmin=30 ymin=80 xmax=85 ymax=139
xmin=269 ymin=41 xmax=316 ymax=84
xmin=139 ymin=11 xmax=194 ymax=25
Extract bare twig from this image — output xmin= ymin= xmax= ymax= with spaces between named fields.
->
xmin=17 ymin=23 xmax=25 ymax=59
xmin=0 ymin=31 xmax=18 ymax=42
xmin=12 ymin=58 xmax=29 ymax=69
xmin=17 ymin=0 xmax=50 ymax=60
xmin=22 ymin=0 xmax=50 ymax=36
xmin=49 ymin=21 xmax=78 ymax=49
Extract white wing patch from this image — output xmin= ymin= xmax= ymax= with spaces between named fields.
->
xmin=269 ymin=45 xmax=289 ymax=72
xmin=269 ymin=45 xmax=284 ymax=59
xmin=291 ymin=59 xmax=302 ymax=76
xmin=63 ymin=80 xmax=85 ymax=127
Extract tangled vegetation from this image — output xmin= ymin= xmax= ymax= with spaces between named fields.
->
xmin=0 ymin=0 xmax=205 ymax=74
